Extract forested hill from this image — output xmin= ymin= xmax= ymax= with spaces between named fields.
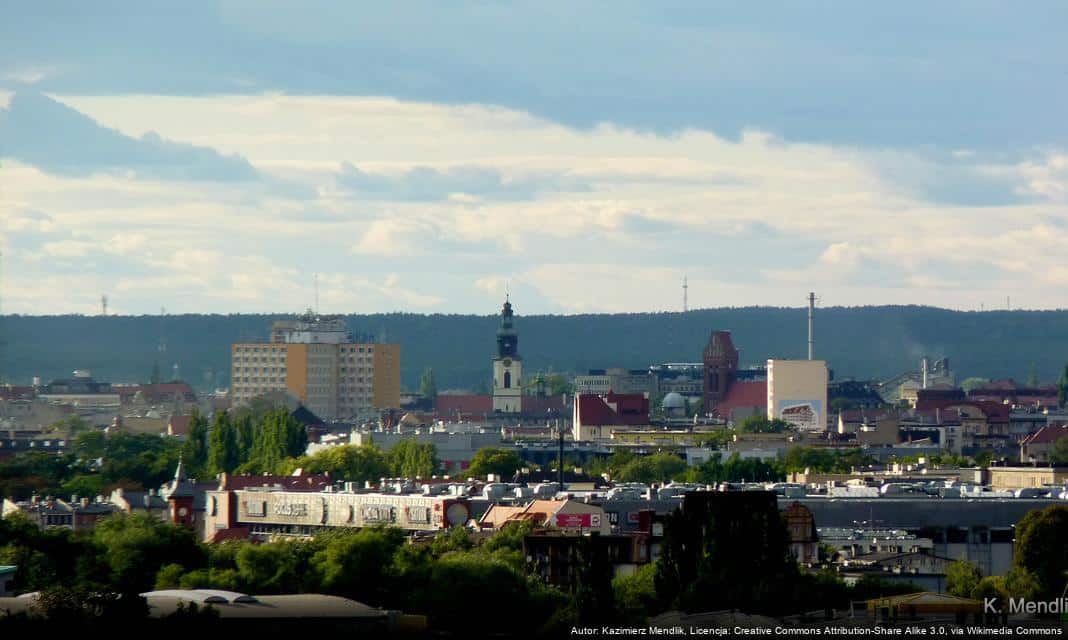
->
xmin=2 ymin=306 xmax=1067 ymax=391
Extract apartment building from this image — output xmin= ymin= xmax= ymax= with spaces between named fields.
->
xmin=230 ymin=313 xmax=400 ymax=421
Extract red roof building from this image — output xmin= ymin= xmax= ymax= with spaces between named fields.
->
xmin=712 ymin=380 xmax=767 ymax=422
xmin=572 ymin=392 xmax=650 ymax=441
xmin=218 ymin=473 xmax=333 ymax=492
xmin=435 ymin=394 xmax=494 ymax=417
xmin=168 ymin=414 xmax=193 ymax=437
xmin=0 ymin=385 xmax=35 ymax=401
xmin=1020 ymin=424 xmax=1068 ymax=463
xmin=118 ymin=382 xmax=198 ymax=405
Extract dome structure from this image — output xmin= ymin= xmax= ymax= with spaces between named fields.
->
xmin=662 ymin=392 xmax=686 ymax=411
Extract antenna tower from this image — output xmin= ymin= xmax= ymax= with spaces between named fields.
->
xmin=807 ymin=292 xmax=819 ymax=360
xmin=101 ymin=294 xmax=108 ymax=316
xmin=683 ymin=276 xmax=688 ymax=312
xmin=159 ymin=306 xmax=167 ymax=356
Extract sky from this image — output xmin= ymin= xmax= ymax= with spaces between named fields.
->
xmin=1 ymin=2 xmax=1067 ymax=315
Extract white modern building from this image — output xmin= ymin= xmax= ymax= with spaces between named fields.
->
xmin=767 ymin=359 xmax=828 ymax=432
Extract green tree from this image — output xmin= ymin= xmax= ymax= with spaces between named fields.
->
xmin=961 ymin=377 xmax=990 ymax=393
xmin=244 ymin=408 xmax=306 ymax=473
xmin=429 ymin=526 xmax=473 ymax=557
xmin=180 ymin=411 xmax=209 ymax=478
xmin=830 ymin=397 xmax=858 ymax=412
xmin=1004 ymin=566 xmax=1041 ymax=600
xmin=387 ymin=439 xmax=438 ymax=478
xmin=613 ymin=562 xmax=659 ymax=623
xmin=73 ymin=430 xmax=107 ymax=461
xmin=467 ymin=447 xmax=524 ymax=479
xmin=614 ymin=453 xmax=687 ymax=484
xmin=972 ymin=575 xmax=1007 ymax=602
xmin=1014 ymin=505 xmax=1068 ymax=597
xmin=207 ymin=411 xmax=240 ymax=476
xmin=278 ymin=444 xmax=389 ymax=482
xmin=234 ymin=414 xmax=254 ymax=463
xmin=98 ymin=433 xmax=183 ymax=489
xmin=974 ymin=450 xmax=995 ymax=468
xmin=946 ymin=559 xmax=982 ymax=598
xmin=681 ymin=452 xmax=783 ymax=484
xmin=234 ymin=541 xmax=313 ymax=594
xmin=419 ymin=367 xmax=438 ymax=402
xmin=92 ymin=513 xmax=205 ymax=594
xmin=586 ymin=449 xmax=637 ymax=478
xmin=1050 ymin=437 xmax=1068 ymax=465
xmin=311 ymin=527 xmax=405 ymax=605
xmin=546 ymin=373 xmax=574 ymax=396
xmin=737 ymin=414 xmax=793 ymax=434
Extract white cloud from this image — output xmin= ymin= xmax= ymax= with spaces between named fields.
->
xmin=2 ymin=93 xmax=1066 ymax=314
xmin=2 ymin=67 xmax=54 ymax=84
xmin=351 ymin=218 xmax=432 ymax=257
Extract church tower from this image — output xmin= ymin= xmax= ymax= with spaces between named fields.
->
xmin=492 ymin=297 xmax=522 ymax=413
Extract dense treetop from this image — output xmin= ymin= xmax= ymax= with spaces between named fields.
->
xmin=4 ymin=306 xmax=1068 ymax=390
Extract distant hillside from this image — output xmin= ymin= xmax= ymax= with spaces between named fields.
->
xmin=2 ymin=306 xmax=1067 ymax=391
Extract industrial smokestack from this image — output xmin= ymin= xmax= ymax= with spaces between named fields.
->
xmin=807 ymin=292 xmax=816 ymax=360
xmin=921 ymin=357 xmax=929 ymax=390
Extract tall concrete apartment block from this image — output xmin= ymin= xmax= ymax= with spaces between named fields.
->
xmin=230 ymin=313 xmax=400 ymax=421
xmin=766 ymin=359 xmax=828 ymax=433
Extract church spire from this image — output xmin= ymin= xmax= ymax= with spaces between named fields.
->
xmin=496 ymin=297 xmax=518 ymax=358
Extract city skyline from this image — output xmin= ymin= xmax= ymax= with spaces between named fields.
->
xmin=2 ymin=4 xmax=1067 ymax=316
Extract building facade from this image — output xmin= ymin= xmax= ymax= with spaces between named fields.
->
xmin=703 ymin=331 xmax=739 ymax=410
xmin=230 ymin=312 xmax=400 ymax=421
xmin=205 ymin=488 xmax=472 ymax=541
xmin=573 ymin=368 xmax=655 ymax=397
xmin=492 ymin=298 xmax=522 ymax=413
xmin=767 ymin=359 xmax=829 ymax=432
xmin=36 ymin=370 xmax=120 ymax=408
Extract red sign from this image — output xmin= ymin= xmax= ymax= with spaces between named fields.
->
xmin=555 ymin=513 xmax=601 ymax=528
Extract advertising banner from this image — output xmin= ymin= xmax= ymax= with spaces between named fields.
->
xmin=555 ymin=513 xmax=601 ymax=528
xmin=775 ymin=399 xmax=823 ymax=431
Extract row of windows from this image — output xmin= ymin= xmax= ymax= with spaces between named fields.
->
xmin=233 ymin=385 xmax=284 ymax=395
xmin=233 ymin=355 xmax=285 ymax=363
xmin=233 ymin=366 xmax=287 ymax=374
xmin=235 ymin=377 xmax=285 ymax=385
xmin=235 ymin=346 xmax=286 ymax=354
xmin=235 ymin=345 xmax=379 ymax=355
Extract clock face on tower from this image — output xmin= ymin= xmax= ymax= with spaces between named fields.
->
xmin=503 ymin=358 xmax=512 ymax=367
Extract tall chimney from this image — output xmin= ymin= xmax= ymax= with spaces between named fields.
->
xmin=921 ymin=357 xmax=929 ymax=390
xmin=807 ymin=292 xmax=816 ymax=360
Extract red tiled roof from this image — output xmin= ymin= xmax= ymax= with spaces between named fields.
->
xmin=982 ymin=379 xmax=1022 ymax=391
xmin=713 ymin=381 xmax=767 ymax=419
xmin=1022 ymin=424 xmax=1068 ymax=446
xmin=575 ymin=393 xmax=649 ymax=426
xmin=521 ymin=395 xmax=569 ymax=414
xmin=837 ymin=409 xmax=894 ymax=423
xmin=914 ymin=398 xmax=1011 ymax=421
xmin=0 ymin=386 xmax=36 ymax=400
xmin=210 ymin=527 xmax=251 ymax=543
xmin=435 ymin=394 xmax=494 ymax=415
xmin=168 ymin=414 xmax=193 ymax=436
xmin=220 ymin=473 xmax=333 ymax=491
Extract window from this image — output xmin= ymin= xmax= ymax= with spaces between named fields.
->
xmin=504 ymin=371 xmax=511 ymax=388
